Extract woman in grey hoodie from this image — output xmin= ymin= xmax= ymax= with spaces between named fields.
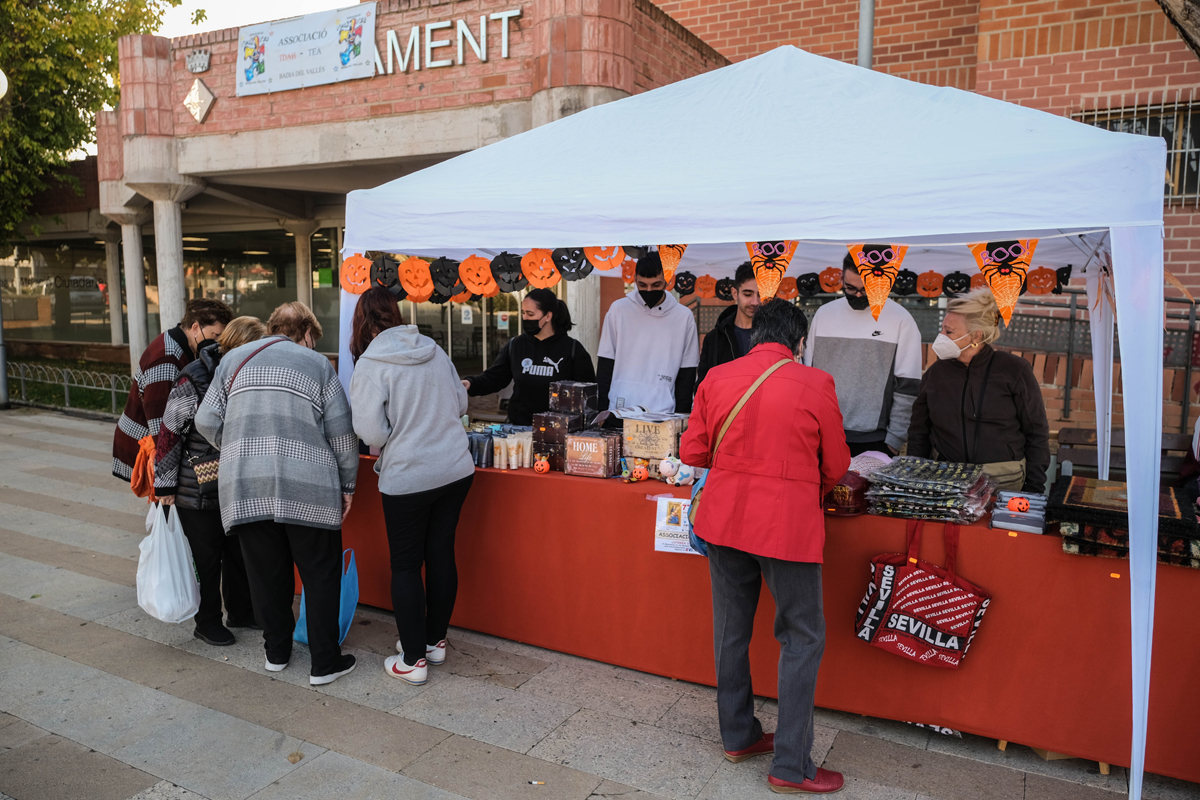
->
xmin=348 ymin=288 xmax=475 ymax=687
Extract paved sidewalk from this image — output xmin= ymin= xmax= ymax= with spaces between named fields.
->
xmin=0 ymin=406 xmax=1196 ymax=800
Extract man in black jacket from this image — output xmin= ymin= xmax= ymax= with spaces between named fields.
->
xmin=697 ymin=262 xmax=760 ymax=385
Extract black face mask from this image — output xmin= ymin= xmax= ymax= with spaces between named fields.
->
xmin=845 ymin=293 xmax=870 ymax=311
xmin=194 ymin=337 xmax=218 ymax=354
xmin=639 ymin=289 xmax=665 ymax=308
xmin=522 ymin=318 xmax=545 ymax=337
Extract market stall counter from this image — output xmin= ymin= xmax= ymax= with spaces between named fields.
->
xmin=340 ymin=456 xmax=1200 ymax=784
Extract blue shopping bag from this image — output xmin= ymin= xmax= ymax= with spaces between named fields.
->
xmin=295 ymin=549 xmax=358 ymax=645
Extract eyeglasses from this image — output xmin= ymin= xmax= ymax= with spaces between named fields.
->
xmin=844 ymin=285 xmax=867 ymax=297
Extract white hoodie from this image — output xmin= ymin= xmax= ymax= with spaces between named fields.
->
xmin=598 ymin=290 xmax=700 ymax=413
xmin=349 ymin=325 xmax=474 ymax=496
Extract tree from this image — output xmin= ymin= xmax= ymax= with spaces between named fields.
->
xmin=0 ymin=0 xmax=182 ymax=246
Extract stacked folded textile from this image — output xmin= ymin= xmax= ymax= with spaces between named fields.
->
xmin=866 ymin=457 xmax=996 ymax=523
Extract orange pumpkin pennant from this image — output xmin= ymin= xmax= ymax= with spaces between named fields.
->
xmin=916 ymin=271 xmax=944 ymax=298
xmin=694 ymin=275 xmax=717 ymax=299
xmin=620 ymin=258 xmax=637 ymax=285
xmin=584 ymin=246 xmax=626 ymax=271
xmin=818 ymin=267 xmax=843 ymax=294
xmin=521 ymin=248 xmax=561 ymax=289
xmin=1026 ymin=266 xmax=1057 ymax=296
xmin=846 ymin=244 xmax=908 ymax=320
xmin=776 ymin=277 xmax=799 ymax=300
xmin=970 ymin=272 xmax=987 ymax=291
xmin=745 ymin=241 xmax=798 ymax=301
xmin=399 ymin=256 xmax=435 ymax=303
xmin=968 ymin=239 xmax=1039 ymax=324
xmin=459 ymin=255 xmax=499 ymax=297
xmin=339 ymin=253 xmax=372 ymax=294
xmin=657 ymin=245 xmax=688 ymax=283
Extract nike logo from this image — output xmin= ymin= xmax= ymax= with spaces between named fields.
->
xmin=872 ymin=331 xmax=882 ymax=337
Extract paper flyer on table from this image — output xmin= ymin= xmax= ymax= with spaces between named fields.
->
xmin=654 ymin=497 xmax=701 ymax=555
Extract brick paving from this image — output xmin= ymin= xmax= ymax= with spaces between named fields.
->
xmin=0 ymin=406 xmax=1197 ymax=800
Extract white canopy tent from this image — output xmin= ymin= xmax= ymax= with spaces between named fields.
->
xmin=344 ymin=46 xmax=1166 ymax=796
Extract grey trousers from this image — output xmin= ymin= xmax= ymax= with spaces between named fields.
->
xmin=708 ymin=542 xmax=825 ymax=784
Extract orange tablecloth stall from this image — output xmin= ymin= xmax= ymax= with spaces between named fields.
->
xmin=341 ymin=458 xmax=1200 ymax=783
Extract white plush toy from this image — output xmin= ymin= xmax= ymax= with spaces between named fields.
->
xmin=659 ymin=458 xmax=696 ymax=486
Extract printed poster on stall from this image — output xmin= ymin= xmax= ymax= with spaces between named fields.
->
xmin=236 ymin=3 xmax=377 ymax=97
xmin=654 ymin=497 xmax=702 ymax=555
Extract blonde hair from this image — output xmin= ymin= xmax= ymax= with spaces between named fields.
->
xmin=218 ymin=316 xmax=267 ymax=353
xmin=267 ymin=301 xmax=323 ymax=343
xmin=945 ymin=287 xmax=1003 ymax=345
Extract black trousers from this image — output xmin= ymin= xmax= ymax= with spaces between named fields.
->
xmin=233 ymin=520 xmax=345 ymax=676
xmin=708 ymin=543 xmax=825 ymax=784
xmin=848 ymin=439 xmax=890 ymax=457
xmin=175 ymin=507 xmax=253 ymax=631
xmin=381 ymin=474 xmax=474 ymax=666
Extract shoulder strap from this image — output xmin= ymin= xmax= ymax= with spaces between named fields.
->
xmin=710 ymin=358 xmax=791 ymax=461
xmin=229 ymin=337 xmax=287 ymax=388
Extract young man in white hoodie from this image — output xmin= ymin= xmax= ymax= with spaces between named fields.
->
xmin=804 ymin=254 xmax=924 ymax=456
xmin=597 ymin=252 xmax=700 ymax=414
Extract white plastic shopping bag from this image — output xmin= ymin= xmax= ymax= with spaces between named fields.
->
xmin=136 ymin=504 xmax=201 ymax=623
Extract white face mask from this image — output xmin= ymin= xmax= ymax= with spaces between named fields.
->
xmin=932 ymin=332 xmax=973 ymax=360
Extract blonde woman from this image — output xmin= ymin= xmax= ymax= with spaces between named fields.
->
xmin=155 ymin=316 xmax=266 ymax=646
xmin=907 ymin=288 xmax=1050 ymax=493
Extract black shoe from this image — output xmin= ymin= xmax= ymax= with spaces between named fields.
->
xmin=227 ymin=617 xmax=261 ymax=630
xmin=310 ymin=654 xmax=356 ymax=686
xmin=194 ymin=626 xmax=236 ymax=646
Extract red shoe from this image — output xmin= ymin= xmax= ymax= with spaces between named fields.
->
xmin=768 ymin=768 xmax=844 ymax=794
xmin=724 ymin=733 xmax=775 ymax=763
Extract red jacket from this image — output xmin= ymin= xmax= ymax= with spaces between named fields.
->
xmin=680 ymin=342 xmax=850 ymax=563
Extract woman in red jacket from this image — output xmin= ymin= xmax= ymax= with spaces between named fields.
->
xmin=680 ymin=298 xmax=850 ymax=795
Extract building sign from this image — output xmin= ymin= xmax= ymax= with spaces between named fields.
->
xmin=373 ymin=9 xmax=521 ymax=75
xmin=236 ymin=2 xmax=377 ymax=97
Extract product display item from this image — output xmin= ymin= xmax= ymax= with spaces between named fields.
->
xmin=623 ymin=416 xmax=684 ymax=460
xmin=532 ymin=411 xmax=584 ymax=445
xmin=549 ymin=381 xmax=599 ymax=418
xmin=1059 ymin=521 xmax=1200 ymax=569
xmin=867 ymin=457 xmax=995 ymax=523
xmin=1046 ymin=476 xmax=1200 ymax=538
xmin=565 ymin=431 xmax=622 ymax=478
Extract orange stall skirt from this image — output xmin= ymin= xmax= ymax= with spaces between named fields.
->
xmin=341 ymin=458 xmax=1200 ymax=783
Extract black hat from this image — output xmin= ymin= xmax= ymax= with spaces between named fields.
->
xmin=490 ymin=252 xmax=528 ymax=294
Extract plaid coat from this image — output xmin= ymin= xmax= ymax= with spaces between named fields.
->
xmin=112 ymin=326 xmax=193 ymax=481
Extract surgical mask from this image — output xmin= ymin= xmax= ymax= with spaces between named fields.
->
xmin=932 ymin=332 xmax=972 ymax=360
xmin=845 ymin=293 xmax=870 ymax=311
xmin=638 ymin=289 xmax=665 ymax=308
xmin=522 ymin=317 xmax=545 ymax=337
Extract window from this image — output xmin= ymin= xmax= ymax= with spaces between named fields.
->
xmin=1076 ymin=102 xmax=1200 ymax=204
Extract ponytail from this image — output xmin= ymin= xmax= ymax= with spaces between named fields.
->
xmin=525 ymin=288 xmax=574 ymax=335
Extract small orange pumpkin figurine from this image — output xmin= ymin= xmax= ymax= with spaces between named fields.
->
xmin=620 ymin=258 xmax=637 ymax=285
xmin=971 ymin=272 xmax=987 ymax=291
xmin=776 ymin=277 xmax=799 ymax=300
xmin=818 ymin=267 xmax=842 ymax=294
xmin=916 ymin=271 xmax=944 ymax=298
xmin=534 ymin=456 xmax=550 ymax=474
xmin=459 ymin=254 xmax=499 ymax=297
xmin=694 ymin=275 xmax=717 ymax=299
xmin=1026 ymin=267 xmax=1057 ymax=296
xmin=631 ymin=464 xmax=650 ymax=481
xmin=1007 ymin=496 xmax=1031 ymax=513
xmin=584 ymin=246 xmax=625 ymax=271
xmin=522 ymin=249 xmax=561 ymax=289
xmin=339 ymin=253 xmax=373 ymax=294
xmin=399 ymin=257 xmax=435 ymax=303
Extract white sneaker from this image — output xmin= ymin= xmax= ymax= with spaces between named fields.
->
xmin=385 ymin=655 xmax=428 ymax=686
xmin=310 ymin=654 xmax=356 ymax=686
xmin=265 ymin=657 xmax=289 ymax=672
xmin=395 ymin=639 xmax=448 ymax=666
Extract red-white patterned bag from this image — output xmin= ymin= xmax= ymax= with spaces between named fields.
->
xmin=854 ymin=520 xmax=991 ymax=669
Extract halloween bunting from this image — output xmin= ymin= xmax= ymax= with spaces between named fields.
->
xmin=490 ymin=252 xmax=529 ymax=294
xmin=553 ymin=248 xmax=593 ymax=282
xmin=942 ymin=271 xmax=971 ymax=298
xmin=694 ymin=275 xmax=717 ymax=299
xmin=522 ymin=248 xmax=561 ymax=289
xmin=658 ymin=245 xmax=688 ymax=283
xmin=339 ymin=253 xmax=372 ymax=294
xmin=459 ymin=255 xmax=500 ymax=297
xmin=715 ymin=278 xmax=736 ymax=302
xmin=429 ymin=257 xmax=465 ymax=296
xmin=1026 ymin=267 xmax=1057 ymax=296
xmin=584 ymin=246 xmax=625 ymax=271
xmin=892 ymin=269 xmax=917 ymax=296
xmin=399 ymin=257 xmax=435 ymax=303
xmin=370 ymin=255 xmax=403 ymax=298
xmin=970 ymin=272 xmax=987 ymax=291
xmin=674 ymin=271 xmax=697 ymax=296
xmin=776 ymin=277 xmax=799 ymax=300
xmin=796 ymin=273 xmax=820 ymax=297
xmin=745 ymin=241 xmax=798 ymax=300
xmin=847 ymin=244 xmax=908 ymax=319
xmin=1052 ymin=264 xmax=1073 ymax=295
xmin=916 ymin=271 xmax=943 ymax=298
xmin=969 ymin=239 xmax=1039 ymax=324
xmin=621 ymin=259 xmax=637 ymax=285
xmin=818 ymin=267 xmax=843 ymax=294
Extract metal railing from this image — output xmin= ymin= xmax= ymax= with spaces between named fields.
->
xmin=5 ymin=362 xmax=131 ymax=414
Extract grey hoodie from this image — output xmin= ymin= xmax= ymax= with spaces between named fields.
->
xmin=349 ymin=326 xmax=474 ymax=496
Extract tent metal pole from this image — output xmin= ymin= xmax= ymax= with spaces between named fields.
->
xmin=857 ymin=0 xmax=875 ymax=68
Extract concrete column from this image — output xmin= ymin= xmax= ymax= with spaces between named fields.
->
xmin=151 ymin=199 xmax=186 ymax=329
xmin=104 ymin=227 xmax=123 ymax=346
xmin=282 ymin=219 xmax=321 ymax=308
xmin=120 ymin=222 xmax=149 ymax=369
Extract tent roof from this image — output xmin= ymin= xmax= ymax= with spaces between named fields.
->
xmin=345 ymin=46 xmax=1165 ymax=256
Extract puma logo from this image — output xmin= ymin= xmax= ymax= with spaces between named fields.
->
xmin=543 ymin=356 xmax=564 ymax=370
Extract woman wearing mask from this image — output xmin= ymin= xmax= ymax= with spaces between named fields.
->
xmin=349 ymin=287 xmax=475 ymax=686
xmin=461 ymin=288 xmax=596 ymax=426
xmin=907 ymin=288 xmax=1050 ymax=493
xmin=154 ymin=316 xmax=266 ymax=646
